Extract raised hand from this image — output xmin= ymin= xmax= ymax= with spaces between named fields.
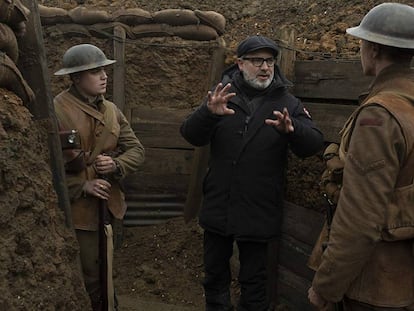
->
xmin=265 ymin=107 xmax=294 ymax=133
xmin=207 ymin=83 xmax=236 ymax=115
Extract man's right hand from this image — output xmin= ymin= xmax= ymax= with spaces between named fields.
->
xmin=83 ymin=179 xmax=111 ymax=200
xmin=308 ymin=287 xmax=330 ymax=310
xmin=207 ymin=83 xmax=236 ymax=115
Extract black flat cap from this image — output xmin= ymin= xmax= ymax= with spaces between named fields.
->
xmin=237 ymin=35 xmax=279 ymax=57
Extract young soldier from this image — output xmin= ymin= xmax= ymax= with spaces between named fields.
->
xmin=54 ymin=44 xmax=145 ymax=310
xmin=309 ymin=3 xmax=414 ymax=310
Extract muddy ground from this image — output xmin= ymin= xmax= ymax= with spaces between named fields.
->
xmin=2 ymin=0 xmax=414 ymax=310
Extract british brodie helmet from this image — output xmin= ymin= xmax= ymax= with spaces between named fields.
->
xmin=346 ymin=2 xmax=414 ymax=49
xmin=54 ymin=44 xmax=116 ymax=76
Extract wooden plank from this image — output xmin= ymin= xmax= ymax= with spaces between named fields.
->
xmin=293 ymin=60 xmax=372 ymax=101
xmin=131 ymin=121 xmax=192 ymax=149
xmin=134 ymin=148 xmax=193 ymax=175
xmin=278 ymin=235 xmax=315 ymax=281
xmin=113 ymin=25 xmax=126 ymax=112
xmin=278 ymin=27 xmax=296 ymax=81
xmin=122 ymin=147 xmax=193 ymax=196
xmin=123 ymin=172 xmax=190 ymax=196
xmin=19 ymin=0 xmax=72 ymax=228
xmin=282 ymin=201 xmax=325 ymax=246
xmin=305 ymin=102 xmax=357 ymax=143
xmin=131 ymin=105 xmax=192 ymax=124
xmin=277 ymin=266 xmax=313 ymax=311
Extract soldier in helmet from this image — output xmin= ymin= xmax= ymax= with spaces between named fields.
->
xmin=54 ymin=44 xmax=145 ymax=310
xmin=308 ymin=3 xmax=414 ymax=310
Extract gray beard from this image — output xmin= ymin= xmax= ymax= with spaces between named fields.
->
xmin=242 ymin=72 xmax=273 ymax=90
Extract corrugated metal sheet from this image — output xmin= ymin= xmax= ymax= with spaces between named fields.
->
xmin=124 ymin=193 xmax=185 ymax=226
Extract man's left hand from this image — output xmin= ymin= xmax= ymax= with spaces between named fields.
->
xmin=94 ymin=154 xmax=117 ymax=175
xmin=265 ymin=107 xmax=294 ymax=133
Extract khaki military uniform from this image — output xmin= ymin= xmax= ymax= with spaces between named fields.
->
xmin=313 ymin=65 xmax=414 ymax=308
xmin=54 ymin=86 xmax=145 ymax=310
xmin=54 ymin=87 xmax=145 ymax=230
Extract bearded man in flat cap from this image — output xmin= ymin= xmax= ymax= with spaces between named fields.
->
xmin=181 ymin=35 xmax=324 ymax=311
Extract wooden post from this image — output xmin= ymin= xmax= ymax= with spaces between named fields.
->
xmin=278 ymin=27 xmax=296 ymax=82
xmin=18 ymin=0 xmax=73 ymax=228
xmin=183 ymin=37 xmax=226 ymax=223
xmin=113 ymin=25 xmax=126 ymax=114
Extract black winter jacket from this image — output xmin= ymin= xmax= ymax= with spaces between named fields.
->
xmin=180 ymin=65 xmax=324 ymax=241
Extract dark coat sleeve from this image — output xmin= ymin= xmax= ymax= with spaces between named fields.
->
xmin=287 ymin=98 xmax=324 ymax=157
xmin=180 ymin=100 xmax=223 ymax=147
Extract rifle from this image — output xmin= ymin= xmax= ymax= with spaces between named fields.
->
xmin=322 ymin=193 xmax=344 ymax=311
xmin=98 ymin=177 xmax=110 ymax=310
xmin=322 ymin=193 xmax=334 ymax=249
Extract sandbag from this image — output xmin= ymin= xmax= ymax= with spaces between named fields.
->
xmin=0 ymin=0 xmax=29 ymax=27
xmin=0 ymin=23 xmax=18 ymax=63
xmin=52 ymin=24 xmax=91 ymax=37
xmin=0 ymin=0 xmax=28 ymax=23
xmin=38 ymin=5 xmax=72 ymax=25
xmin=195 ymin=10 xmax=226 ymax=35
xmin=88 ymin=22 xmax=133 ymax=39
xmin=153 ymin=9 xmax=199 ymax=26
xmin=0 ymin=0 xmax=15 ymax=25
xmin=130 ymin=23 xmax=173 ymax=38
xmin=11 ymin=21 xmax=26 ymax=37
xmin=88 ymin=22 xmax=115 ymax=38
xmin=69 ymin=6 xmax=111 ymax=25
xmin=172 ymin=24 xmax=219 ymax=41
xmin=0 ymin=52 xmax=35 ymax=106
xmin=112 ymin=8 xmax=152 ymax=25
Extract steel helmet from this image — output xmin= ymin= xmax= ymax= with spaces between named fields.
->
xmin=54 ymin=44 xmax=116 ymax=76
xmin=346 ymin=3 xmax=414 ymax=49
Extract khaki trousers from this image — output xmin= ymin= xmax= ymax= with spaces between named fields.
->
xmin=344 ymin=298 xmax=414 ymax=311
xmin=76 ymin=226 xmax=115 ymax=311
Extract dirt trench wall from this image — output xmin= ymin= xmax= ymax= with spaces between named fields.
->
xmin=45 ymin=34 xmax=214 ymax=111
xmin=0 ymin=89 xmax=90 ymax=310
xmin=0 ymin=1 xmax=92 ymax=309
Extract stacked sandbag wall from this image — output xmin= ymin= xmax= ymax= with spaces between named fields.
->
xmin=0 ymin=0 xmax=34 ymax=106
xmin=39 ymin=6 xmax=225 ymax=40
xmin=40 ymin=5 xmax=226 ymax=112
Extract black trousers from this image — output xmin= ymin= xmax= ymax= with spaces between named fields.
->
xmin=203 ymin=230 xmax=269 ymax=311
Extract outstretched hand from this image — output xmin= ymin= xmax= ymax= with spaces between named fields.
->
xmin=265 ymin=107 xmax=294 ymax=133
xmin=207 ymin=83 xmax=236 ymax=115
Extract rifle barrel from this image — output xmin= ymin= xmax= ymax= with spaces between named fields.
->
xmin=99 ymin=198 xmax=109 ymax=310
